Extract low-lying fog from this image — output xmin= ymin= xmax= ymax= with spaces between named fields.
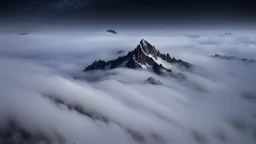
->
xmin=0 ymin=29 xmax=256 ymax=144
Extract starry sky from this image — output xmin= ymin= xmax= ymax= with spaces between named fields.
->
xmin=1 ymin=0 xmax=256 ymax=25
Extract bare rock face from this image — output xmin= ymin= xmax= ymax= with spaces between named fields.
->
xmin=145 ymin=77 xmax=163 ymax=85
xmin=126 ymin=57 xmax=142 ymax=69
xmin=138 ymin=39 xmax=158 ymax=59
xmin=84 ymin=39 xmax=192 ymax=74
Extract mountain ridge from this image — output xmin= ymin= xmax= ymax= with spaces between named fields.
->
xmin=84 ymin=39 xmax=191 ymax=74
xmin=212 ymin=54 xmax=256 ymax=63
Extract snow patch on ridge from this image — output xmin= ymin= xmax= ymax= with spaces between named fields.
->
xmin=138 ymin=45 xmax=173 ymax=70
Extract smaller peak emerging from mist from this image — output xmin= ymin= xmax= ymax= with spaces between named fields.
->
xmin=225 ymin=32 xmax=232 ymax=35
xmin=18 ymin=32 xmax=29 ymax=35
xmin=212 ymin=54 xmax=256 ymax=63
xmin=145 ymin=77 xmax=163 ymax=85
xmin=107 ymin=29 xmax=118 ymax=34
xmin=84 ymin=39 xmax=191 ymax=75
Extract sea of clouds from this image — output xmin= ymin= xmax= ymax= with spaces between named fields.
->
xmin=0 ymin=30 xmax=256 ymax=144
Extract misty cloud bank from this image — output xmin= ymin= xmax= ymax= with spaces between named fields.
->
xmin=0 ymin=31 xmax=256 ymax=144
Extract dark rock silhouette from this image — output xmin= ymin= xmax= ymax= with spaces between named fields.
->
xmin=84 ymin=39 xmax=192 ymax=74
xmin=107 ymin=29 xmax=118 ymax=34
xmin=85 ymin=60 xmax=107 ymax=70
xmin=152 ymin=62 xmax=172 ymax=74
xmin=18 ymin=32 xmax=29 ymax=35
xmin=145 ymin=77 xmax=163 ymax=85
xmin=225 ymin=32 xmax=232 ymax=35
xmin=126 ymin=57 xmax=142 ymax=69
xmin=212 ymin=54 xmax=256 ymax=63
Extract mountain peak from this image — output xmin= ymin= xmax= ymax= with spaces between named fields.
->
xmin=139 ymin=39 xmax=147 ymax=45
xmin=84 ymin=39 xmax=192 ymax=74
xmin=137 ymin=39 xmax=158 ymax=59
xmin=107 ymin=29 xmax=118 ymax=34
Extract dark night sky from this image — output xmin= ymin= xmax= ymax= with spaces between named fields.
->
xmin=1 ymin=0 xmax=256 ymax=15
xmin=1 ymin=0 xmax=256 ymax=25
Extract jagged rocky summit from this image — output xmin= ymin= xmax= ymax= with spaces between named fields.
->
xmin=84 ymin=39 xmax=192 ymax=74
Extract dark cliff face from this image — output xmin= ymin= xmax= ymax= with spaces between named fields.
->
xmin=126 ymin=57 xmax=142 ymax=69
xmin=84 ymin=39 xmax=192 ymax=74
xmin=138 ymin=39 xmax=158 ymax=59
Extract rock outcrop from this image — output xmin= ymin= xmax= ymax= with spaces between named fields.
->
xmin=145 ymin=77 xmax=163 ymax=85
xmin=107 ymin=29 xmax=118 ymax=34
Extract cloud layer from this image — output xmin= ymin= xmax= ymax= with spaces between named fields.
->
xmin=0 ymin=31 xmax=256 ymax=144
